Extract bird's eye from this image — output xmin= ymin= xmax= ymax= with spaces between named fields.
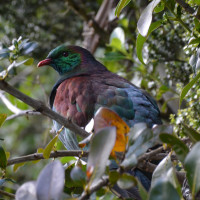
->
xmin=63 ymin=52 xmax=68 ymax=57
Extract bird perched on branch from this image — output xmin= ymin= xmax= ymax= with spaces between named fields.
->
xmin=37 ymin=45 xmax=162 ymax=199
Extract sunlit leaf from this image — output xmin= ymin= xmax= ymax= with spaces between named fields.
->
xmin=36 ymin=161 xmax=64 ymax=200
xmin=87 ymin=127 xmax=116 ymax=186
xmin=0 ymin=146 xmax=7 ymax=169
xmin=24 ymin=58 xmax=34 ymax=65
xmin=136 ymin=21 xmax=162 ymax=64
xmin=109 ymin=170 xmax=120 ymax=185
xmin=180 ymin=72 xmax=200 ymax=107
xmin=160 ymin=134 xmax=189 ymax=163
xmin=115 ymin=0 xmax=131 ymax=17
xmin=184 ymin=142 xmax=200 ymax=197
xmin=189 ymin=38 xmax=200 ymax=45
xmin=182 ymin=123 xmax=200 ymax=143
xmin=16 ymin=181 xmax=37 ymax=200
xmin=43 ymin=135 xmax=58 ymax=159
xmin=154 ymin=1 xmax=165 ymax=13
xmin=0 ymin=113 xmax=7 ymax=127
xmin=137 ymin=0 xmax=161 ymax=37
xmin=5 ymin=151 xmax=10 ymax=160
xmin=94 ymin=107 xmax=129 ymax=154
xmin=13 ymin=162 xmax=25 ymax=172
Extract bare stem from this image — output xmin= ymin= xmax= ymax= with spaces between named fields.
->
xmin=0 ymin=189 xmax=15 ymax=199
xmin=7 ymin=150 xmax=88 ymax=166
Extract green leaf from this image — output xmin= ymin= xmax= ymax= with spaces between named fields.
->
xmin=184 ymin=142 xmax=200 ymax=197
xmin=117 ymin=173 xmax=137 ymax=189
xmin=109 ymin=170 xmax=120 ymax=185
xmin=24 ymin=58 xmax=34 ymax=65
xmin=149 ymin=178 xmax=180 ymax=200
xmin=102 ymin=52 xmax=126 ymax=62
xmin=121 ymin=124 xmax=166 ymax=169
xmin=136 ymin=21 xmax=162 ymax=64
xmin=70 ymin=166 xmax=86 ymax=185
xmin=0 ymin=146 xmax=7 ymax=169
xmin=43 ymin=135 xmax=58 ymax=159
xmin=154 ymin=1 xmax=165 ymax=13
xmin=180 ymin=72 xmax=200 ymax=107
xmin=87 ymin=127 xmax=116 ymax=187
xmin=151 ymin=154 xmax=173 ymax=186
xmin=189 ymin=38 xmax=200 ymax=45
xmin=138 ymin=180 xmax=148 ymax=200
xmin=182 ymin=123 xmax=200 ymax=143
xmin=0 ymin=114 xmax=7 ymax=127
xmin=115 ymin=0 xmax=131 ymax=17
xmin=13 ymin=162 xmax=25 ymax=172
xmin=137 ymin=0 xmax=161 ymax=37
xmin=156 ymin=85 xmax=169 ymax=100
xmin=159 ymin=134 xmax=189 ymax=163
xmin=65 ymin=162 xmax=84 ymax=188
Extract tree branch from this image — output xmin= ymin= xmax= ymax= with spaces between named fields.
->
xmin=79 ymin=177 xmax=109 ymax=200
xmin=175 ymin=0 xmax=200 ymax=21
xmin=0 ymin=80 xmax=90 ymax=138
xmin=7 ymin=150 xmax=88 ymax=166
xmin=6 ymin=110 xmax=41 ymax=120
xmin=66 ymin=0 xmax=109 ymax=42
xmin=0 ymin=189 xmax=15 ymax=199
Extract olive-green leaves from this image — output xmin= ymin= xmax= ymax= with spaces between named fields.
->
xmin=160 ymin=134 xmax=189 ymax=163
xmin=185 ymin=142 xmax=200 ymax=198
xmin=136 ymin=21 xmax=162 ymax=64
xmin=115 ymin=0 xmax=131 ymax=17
xmin=179 ymin=72 xmax=200 ymax=107
xmin=43 ymin=135 xmax=58 ymax=159
xmin=0 ymin=113 xmax=7 ymax=127
xmin=0 ymin=145 xmax=7 ymax=169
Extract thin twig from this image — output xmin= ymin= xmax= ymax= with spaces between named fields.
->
xmin=6 ymin=110 xmax=41 ymax=120
xmin=0 ymin=189 xmax=15 ymax=199
xmin=0 ymin=80 xmax=90 ymax=138
xmin=79 ymin=177 xmax=109 ymax=200
xmin=7 ymin=150 xmax=89 ymax=166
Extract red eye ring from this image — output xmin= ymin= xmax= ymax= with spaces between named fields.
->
xmin=63 ymin=52 xmax=68 ymax=57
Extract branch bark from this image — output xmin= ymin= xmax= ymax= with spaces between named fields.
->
xmin=0 ymin=80 xmax=90 ymax=138
xmin=7 ymin=150 xmax=88 ymax=166
xmin=0 ymin=189 xmax=15 ymax=199
xmin=175 ymin=0 xmax=200 ymax=21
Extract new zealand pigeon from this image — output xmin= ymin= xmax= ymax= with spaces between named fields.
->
xmin=37 ymin=45 xmax=162 ymax=198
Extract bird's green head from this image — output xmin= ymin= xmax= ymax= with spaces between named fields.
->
xmin=37 ymin=45 xmax=94 ymax=75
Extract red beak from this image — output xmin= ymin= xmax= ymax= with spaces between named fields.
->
xmin=37 ymin=58 xmax=52 ymax=67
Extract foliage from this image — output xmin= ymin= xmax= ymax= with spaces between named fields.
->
xmin=0 ymin=0 xmax=200 ymax=199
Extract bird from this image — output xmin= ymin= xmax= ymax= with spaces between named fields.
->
xmin=37 ymin=44 xmax=162 ymax=199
